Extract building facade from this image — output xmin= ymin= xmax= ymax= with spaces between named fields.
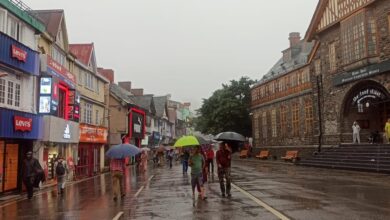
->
xmin=306 ymin=0 xmax=390 ymax=145
xmin=70 ymin=43 xmax=109 ymax=177
xmin=251 ymin=33 xmax=316 ymax=148
xmin=33 ymin=9 xmax=80 ymax=181
xmin=0 ymin=0 xmax=44 ymax=194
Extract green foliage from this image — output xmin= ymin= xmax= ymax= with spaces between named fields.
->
xmin=195 ymin=76 xmax=256 ymax=137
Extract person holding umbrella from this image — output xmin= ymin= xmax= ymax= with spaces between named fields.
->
xmin=106 ymin=143 xmax=141 ymax=201
xmin=216 ymin=142 xmax=232 ymax=197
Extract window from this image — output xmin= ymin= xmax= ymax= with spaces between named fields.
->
xmin=0 ymin=9 xmax=5 ymax=32
xmin=51 ymin=47 xmax=66 ymax=66
xmin=341 ymin=10 xmax=378 ymax=65
xmin=271 ymin=109 xmax=277 ymax=137
xmin=292 ymin=103 xmax=300 ymax=136
xmin=278 ymin=79 xmax=284 ymax=92
xmin=262 ymin=111 xmax=267 ymax=139
xmin=95 ymin=110 xmax=99 ymax=125
xmin=314 ymin=59 xmax=321 ymax=76
xmin=15 ymin=84 xmax=20 ymax=107
xmin=7 ymin=15 xmax=18 ymax=39
xmin=78 ymin=68 xmax=83 ymax=85
xmin=96 ymin=80 xmax=100 ymax=94
xmin=0 ymin=79 xmax=5 ymax=104
xmin=280 ymin=105 xmax=287 ymax=136
xmin=83 ymin=103 xmax=93 ymax=124
xmin=305 ymin=100 xmax=314 ymax=135
xmin=85 ymin=73 xmax=94 ymax=90
xmin=7 ymin=81 xmax=13 ymax=105
xmin=329 ymin=42 xmax=337 ymax=71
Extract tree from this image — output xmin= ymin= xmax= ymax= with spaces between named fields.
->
xmin=195 ymin=76 xmax=256 ymax=137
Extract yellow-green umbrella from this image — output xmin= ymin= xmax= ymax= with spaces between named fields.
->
xmin=174 ymin=135 xmax=205 ymax=147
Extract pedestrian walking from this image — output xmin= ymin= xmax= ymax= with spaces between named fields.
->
xmin=216 ymin=142 xmax=232 ymax=197
xmin=168 ymin=149 xmax=174 ymax=169
xmin=189 ymin=146 xmax=206 ymax=200
xmin=182 ymin=149 xmax=190 ymax=174
xmin=352 ymin=121 xmax=361 ymax=144
xmin=110 ymin=158 xmax=126 ymax=201
xmin=54 ymin=155 xmax=68 ymax=195
xmin=385 ymin=119 xmax=390 ymax=143
xmin=140 ymin=151 xmax=148 ymax=172
xmin=201 ymin=148 xmax=208 ymax=184
xmin=206 ymin=145 xmax=214 ymax=175
xmin=22 ymin=151 xmax=44 ymax=199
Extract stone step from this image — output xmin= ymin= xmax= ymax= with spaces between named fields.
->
xmin=298 ymin=162 xmax=390 ymax=173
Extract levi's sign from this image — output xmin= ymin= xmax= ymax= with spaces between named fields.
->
xmin=14 ymin=116 xmax=32 ymax=131
xmin=11 ymin=45 xmax=27 ymax=62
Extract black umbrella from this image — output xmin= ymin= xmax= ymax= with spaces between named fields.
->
xmin=195 ymin=135 xmax=212 ymax=145
xmin=214 ymin=132 xmax=246 ymax=142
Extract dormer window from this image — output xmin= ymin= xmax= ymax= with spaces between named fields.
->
xmin=57 ymin=28 xmax=64 ymax=49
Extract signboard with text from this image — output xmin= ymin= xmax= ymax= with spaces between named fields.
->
xmin=333 ymin=60 xmax=390 ymax=86
xmin=14 ymin=116 xmax=33 ymax=131
xmin=79 ymin=124 xmax=108 ymax=144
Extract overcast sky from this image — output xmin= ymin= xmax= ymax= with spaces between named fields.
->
xmin=23 ymin=0 xmax=317 ymax=109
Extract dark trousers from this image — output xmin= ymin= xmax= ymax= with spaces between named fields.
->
xmin=182 ymin=160 xmax=188 ymax=173
xmin=218 ymin=167 xmax=231 ymax=195
xmin=23 ymin=177 xmax=34 ymax=199
xmin=169 ymin=158 xmax=173 ymax=168
xmin=206 ymin=159 xmax=214 ymax=174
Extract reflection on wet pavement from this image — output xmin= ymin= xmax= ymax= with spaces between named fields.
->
xmin=1 ymin=159 xmax=390 ymax=220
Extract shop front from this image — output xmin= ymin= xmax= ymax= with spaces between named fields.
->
xmin=128 ymin=107 xmax=146 ymax=147
xmin=78 ymin=124 xmax=107 ymax=178
xmin=0 ymin=108 xmax=43 ymax=194
xmin=39 ymin=116 xmax=79 ymax=181
xmin=334 ymin=61 xmax=390 ymax=143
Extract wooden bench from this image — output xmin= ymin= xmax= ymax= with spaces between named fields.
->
xmin=239 ymin=150 xmax=249 ymax=158
xmin=256 ymin=150 xmax=270 ymax=160
xmin=281 ymin=150 xmax=299 ymax=162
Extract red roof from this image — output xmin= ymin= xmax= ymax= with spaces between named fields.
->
xmin=69 ymin=44 xmax=93 ymax=66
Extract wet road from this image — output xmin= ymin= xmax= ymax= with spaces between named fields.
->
xmin=1 ymin=159 xmax=390 ymax=219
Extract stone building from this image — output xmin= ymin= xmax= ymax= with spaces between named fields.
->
xmin=251 ymin=33 xmax=316 ymax=149
xmin=306 ymin=0 xmax=390 ymax=145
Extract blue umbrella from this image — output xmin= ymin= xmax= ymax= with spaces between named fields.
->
xmin=106 ymin=143 xmax=141 ymax=158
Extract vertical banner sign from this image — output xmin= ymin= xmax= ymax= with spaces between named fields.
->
xmin=38 ymin=77 xmax=52 ymax=113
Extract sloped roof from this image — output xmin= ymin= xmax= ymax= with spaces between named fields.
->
xmin=153 ymin=96 xmax=168 ymax=118
xmin=69 ymin=44 xmax=93 ymax=66
xmin=131 ymin=95 xmax=155 ymax=114
xmin=167 ymin=108 xmax=177 ymax=124
xmin=32 ymin=10 xmax=63 ymax=38
xmin=256 ymin=40 xmax=315 ymax=86
xmin=109 ymin=84 xmax=134 ymax=105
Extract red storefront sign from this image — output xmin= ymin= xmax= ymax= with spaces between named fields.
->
xmin=11 ymin=45 xmax=27 ymax=62
xmin=14 ymin=116 xmax=33 ymax=131
xmin=47 ymin=56 xmax=76 ymax=84
xmin=79 ymin=124 xmax=108 ymax=144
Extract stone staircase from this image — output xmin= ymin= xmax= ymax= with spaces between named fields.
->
xmin=297 ymin=144 xmax=390 ymax=173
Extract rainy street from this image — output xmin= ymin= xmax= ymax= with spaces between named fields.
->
xmin=1 ymin=159 xmax=390 ymax=220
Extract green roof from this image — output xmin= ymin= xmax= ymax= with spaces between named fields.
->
xmin=0 ymin=0 xmax=45 ymax=32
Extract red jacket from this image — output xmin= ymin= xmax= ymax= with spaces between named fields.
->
xmin=216 ymin=149 xmax=231 ymax=168
xmin=206 ymin=149 xmax=214 ymax=159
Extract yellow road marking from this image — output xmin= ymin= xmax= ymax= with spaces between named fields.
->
xmin=232 ymin=183 xmax=290 ymax=220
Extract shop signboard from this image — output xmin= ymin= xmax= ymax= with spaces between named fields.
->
xmin=129 ymin=108 xmax=146 ymax=139
xmin=14 ymin=116 xmax=33 ymax=131
xmin=0 ymin=32 xmax=39 ymax=75
xmin=42 ymin=116 xmax=79 ymax=143
xmin=333 ymin=60 xmax=390 ymax=86
xmin=46 ymin=56 xmax=76 ymax=89
xmin=79 ymin=124 xmax=108 ymax=144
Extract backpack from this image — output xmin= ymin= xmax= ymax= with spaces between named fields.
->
xmin=56 ymin=161 xmax=66 ymax=176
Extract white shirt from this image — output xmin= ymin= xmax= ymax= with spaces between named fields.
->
xmin=352 ymin=124 xmax=360 ymax=134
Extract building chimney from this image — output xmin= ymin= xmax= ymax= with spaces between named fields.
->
xmin=130 ymin=89 xmax=144 ymax=96
xmin=289 ymin=32 xmax=301 ymax=47
xmin=97 ymin=67 xmax=114 ymax=83
xmin=118 ymin=81 xmax=132 ymax=92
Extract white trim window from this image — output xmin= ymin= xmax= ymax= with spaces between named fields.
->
xmin=83 ymin=102 xmax=93 ymax=124
xmin=85 ymin=72 xmax=94 ymax=90
xmin=51 ymin=47 xmax=66 ymax=66
xmin=0 ymin=76 xmax=22 ymax=109
xmin=95 ymin=109 xmax=99 ymax=125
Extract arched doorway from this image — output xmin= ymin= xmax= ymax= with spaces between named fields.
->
xmin=341 ymin=80 xmax=390 ymax=143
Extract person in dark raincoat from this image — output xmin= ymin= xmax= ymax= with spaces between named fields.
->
xmin=22 ymin=151 xmax=44 ymax=199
